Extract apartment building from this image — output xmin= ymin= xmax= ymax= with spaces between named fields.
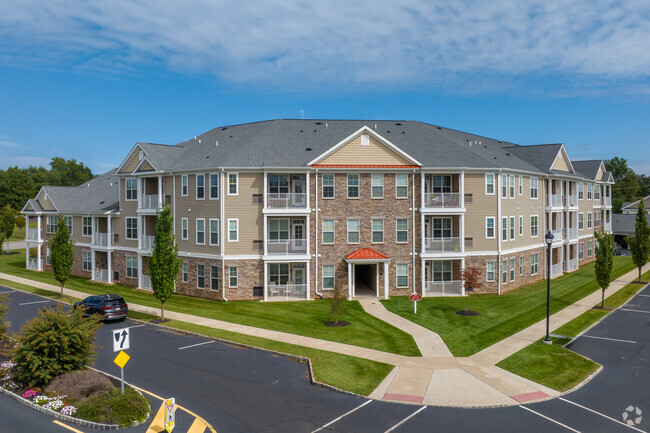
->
xmin=22 ymin=120 xmax=613 ymax=301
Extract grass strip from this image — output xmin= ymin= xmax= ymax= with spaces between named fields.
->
xmin=381 ymin=257 xmax=635 ymax=356
xmin=0 ymin=250 xmax=420 ymax=357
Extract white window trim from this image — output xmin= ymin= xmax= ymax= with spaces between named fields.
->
xmin=530 ymin=215 xmax=539 ymax=238
xmin=395 ymin=174 xmax=408 ymax=199
xmin=63 ymin=216 xmax=73 ymax=235
xmin=530 ymin=177 xmax=539 ymax=199
xmin=371 ymin=219 xmax=384 ymax=244
xmin=196 ymin=174 xmax=205 ymax=200
xmin=486 ymin=261 xmax=495 ymax=282
xmin=125 ymin=256 xmax=138 ymax=279
xmin=502 ymin=260 xmax=508 ymax=284
xmin=347 ymin=219 xmax=359 ymax=244
xmin=579 ymin=212 xmax=584 ymax=230
xmin=485 ymin=173 xmax=495 ymax=195
xmin=182 ymin=262 xmax=188 ymax=282
xmin=209 ymin=218 xmax=220 ymax=246
xmin=502 ymin=217 xmax=508 ymax=242
xmin=322 ymin=219 xmax=335 ymax=245
xmin=181 ymin=175 xmax=188 ymax=197
xmin=228 ymin=172 xmax=238 ymax=196
xmin=82 ymin=251 xmax=92 ymax=271
xmin=210 ymin=265 xmax=220 ymax=291
xmin=196 ymin=264 xmax=205 ymax=289
xmin=519 ymin=256 xmax=524 ymax=275
xmin=509 ymin=175 xmax=515 ymax=199
xmin=518 ymin=176 xmax=523 ymax=195
xmin=209 ymin=173 xmax=220 ymax=200
xmin=181 ymin=218 xmax=188 ymax=240
xmin=82 ymin=216 xmax=92 ymax=237
xmin=578 ymin=183 xmax=584 ymax=200
xmin=347 ymin=174 xmax=359 ymax=199
xmin=509 ymin=216 xmax=515 ymax=240
xmin=587 ymin=212 xmax=593 ymax=229
xmin=371 ymin=174 xmax=384 ymax=199
xmin=509 ymin=258 xmax=515 ymax=282
xmin=396 ymin=263 xmax=409 ymax=288
xmin=229 ymin=266 xmax=238 ymax=288
xmin=322 ymin=173 xmax=335 ymax=199
xmin=486 ymin=216 xmax=496 ymax=239
xmin=125 ymin=178 xmax=138 ymax=201
xmin=228 ymin=218 xmax=239 ymax=242
xmin=322 ymin=265 xmax=335 ymax=290
xmin=519 ymin=215 xmax=523 ymax=236
xmin=531 ymin=254 xmax=539 ymax=275
xmin=196 ymin=218 xmax=206 ymax=245
xmin=125 ymin=217 xmax=138 ymax=240
xmin=396 ymin=219 xmax=408 ymax=243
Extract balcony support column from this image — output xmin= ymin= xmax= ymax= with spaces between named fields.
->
xmin=157 ymin=175 xmax=163 ymax=208
xmin=91 ymin=249 xmax=96 ymax=281
xmin=37 ymin=215 xmax=42 ymax=241
xmin=138 ymin=254 xmax=143 ymax=289
xmin=384 ymin=262 xmax=389 ymax=299
xmin=107 ymin=215 xmax=112 ymax=248
xmin=421 ymin=259 xmax=426 ymax=296
xmin=25 ymin=244 xmax=29 ymax=270
xmin=306 ymin=260 xmax=310 ymax=300
xmin=347 ymin=262 xmax=352 ymax=300
xmin=107 ymin=250 xmax=113 ymax=284
xmin=263 ymin=262 xmax=268 ymax=302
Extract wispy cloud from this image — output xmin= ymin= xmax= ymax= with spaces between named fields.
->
xmin=1 ymin=1 xmax=649 ymax=95
xmin=0 ymin=139 xmax=22 ymax=148
xmin=0 ymin=155 xmax=51 ymax=169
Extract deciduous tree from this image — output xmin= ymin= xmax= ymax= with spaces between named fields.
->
xmin=594 ymin=232 xmax=615 ymax=308
xmin=149 ymin=206 xmax=181 ymax=321
xmin=626 ymin=201 xmax=650 ymax=282
xmin=460 ymin=267 xmax=482 ymax=312
xmin=0 ymin=205 xmax=16 ymax=243
xmin=50 ymin=217 xmax=75 ymax=296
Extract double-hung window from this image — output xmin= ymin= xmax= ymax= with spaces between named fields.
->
xmin=209 ymin=219 xmax=219 ymax=245
xmin=347 ymin=219 xmax=359 ymax=243
xmin=228 ymin=219 xmax=238 ymax=242
xmin=126 ymin=178 xmax=138 ymax=200
xmin=372 ymin=219 xmax=384 ymax=243
xmin=587 ymin=184 xmax=592 ymax=200
xmin=210 ymin=266 xmax=219 ymax=290
xmin=322 ymin=219 xmax=335 ymax=244
xmin=579 ymin=243 xmax=584 ymax=260
xmin=322 ymin=174 xmax=334 ymax=198
xmin=197 ymin=265 xmax=205 ymax=288
xmin=519 ymin=256 xmax=524 ymax=275
xmin=209 ymin=174 xmax=219 ymax=199
xmin=502 ymin=175 xmax=508 ymax=198
xmin=578 ymin=183 xmax=584 ymax=200
xmin=502 ymin=217 xmax=508 ymax=241
xmin=126 ymin=256 xmax=138 ymax=278
xmin=396 ymin=264 xmax=408 ymax=287
xmin=530 ymin=216 xmax=539 ymax=237
xmin=196 ymin=219 xmax=205 ymax=244
xmin=518 ymin=176 xmax=523 ymax=195
xmin=531 ymin=254 xmax=539 ymax=275
xmin=46 ymin=216 xmax=58 ymax=233
xmin=63 ymin=216 xmax=73 ymax=234
xmin=396 ymin=219 xmax=408 ymax=243
xmin=433 ymin=261 xmax=452 ymax=282
xmin=486 ymin=262 xmax=495 ymax=281
xmin=587 ymin=212 xmax=592 ymax=229
xmin=486 ymin=217 xmax=495 ymax=238
xmin=126 ymin=217 xmax=138 ymax=240
xmin=509 ymin=216 xmax=515 ymax=240
xmin=347 ymin=174 xmax=359 ymax=198
xmin=228 ymin=173 xmax=238 ymax=195
xmin=229 ymin=267 xmax=238 ymax=287
xmin=181 ymin=175 xmax=188 ymax=196
xmin=485 ymin=174 xmax=495 ymax=195
xmin=587 ymin=241 xmax=593 ymax=257
xmin=519 ymin=216 xmax=523 ymax=236
xmin=579 ymin=213 xmax=584 ymax=230
xmin=181 ymin=218 xmax=188 ymax=240
xmin=182 ymin=262 xmax=188 ymax=282
xmin=595 ymin=212 xmax=601 ymax=228
xmin=82 ymin=251 xmax=92 ymax=271
xmin=82 ymin=216 xmax=92 ymax=237
xmin=509 ymin=175 xmax=515 ymax=198
xmin=322 ymin=265 xmax=334 ymax=289
xmin=502 ymin=260 xmax=508 ymax=283
xmin=371 ymin=174 xmax=383 ymax=198
xmin=594 ymin=185 xmax=600 ymax=200
xmin=396 ymin=174 xmax=408 ymax=198
xmin=530 ymin=177 xmax=538 ymax=199
xmin=510 ymin=258 xmax=515 ymax=281
xmin=196 ymin=174 xmax=205 ymax=199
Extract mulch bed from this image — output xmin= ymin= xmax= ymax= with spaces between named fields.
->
xmin=324 ymin=321 xmax=350 ymax=327
xmin=455 ymin=310 xmax=480 ymax=316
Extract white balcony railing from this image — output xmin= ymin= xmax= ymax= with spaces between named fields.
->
xmin=141 ymin=274 xmax=152 ymax=290
xmin=565 ymin=258 xmax=578 ymax=272
xmin=95 ymin=268 xmax=109 ymax=283
xmin=602 ymin=196 xmax=611 ymax=206
xmin=423 ymin=193 xmax=461 ymax=209
xmin=141 ymin=235 xmax=155 ymax=250
xmin=605 ymin=221 xmax=612 ymax=232
xmin=551 ymin=263 xmax=563 ymax=278
xmin=424 ymin=280 xmax=463 ymax=296
xmin=139 ymin=194 xmax=159 ymax=210
xmin=266 ymin=193 xmax=307 ymax=209
xmin=27 ymin=258 xmax=42 ymax=270
xmin=267 ymin=283 xmax=307 ymax=300
xmin=424 ymin=237 xmax=462 ymax=253
xmin=565 ymin=227 xmax=578 ymax=240
xmin=548 ymin=194 xmax=562 ymax=207
xmin=26 ymin=228 xmax=39 ymax=240
xmin=92 ymin=232 xmax=109 ymax=247
xmin=567 ymin=195 xmax=578 ymax=207
xmin=551 ymin=229 xmax=563 ymax=242
xmin=266 ymin=238 xmax=307 ymax=255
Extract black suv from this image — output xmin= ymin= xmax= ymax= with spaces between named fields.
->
xmin=73 ymin=294 xmax=128 ymax=321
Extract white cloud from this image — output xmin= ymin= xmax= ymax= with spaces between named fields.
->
xmin=0 ymin=155 xmax=51 ymax=169
xmin=0 ymin=0 xmax=649 ymax=94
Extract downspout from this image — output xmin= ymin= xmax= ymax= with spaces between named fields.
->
xmin=412 ymin=171 xmax=416 ymax=295
xmin=314 ymin=169 xmax=322 ymax=298
xmin=221 ymin=169 xmax=227 ymax=301
xmin=497 ymin=171 xmax=502 ymax=295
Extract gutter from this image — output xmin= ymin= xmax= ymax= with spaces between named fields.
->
xmin=314 ymin=169 xmax=322 ymax=299
xmin=497 ymin=170 xmax=502 ymax=295
xmin=221 ymin=169 xmax=227 ymax=302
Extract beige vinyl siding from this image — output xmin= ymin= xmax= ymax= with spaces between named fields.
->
xmin=500 ymin=176 xmax=545 ymax=249
xmin=319 ymin=134 xmax=412 ymax=166
xmin=38 ymin=193 xmax=56 ymax=211
xmin=136 ymin=160 xmax=154 ymax=172
xmin=122 ymin=153 xmax=142 ymax=173
xmin=551 ymin=152 xmax=571 ymax=172
xmin=175 ymin=173 xmax=221 ymax=254
xmin=224 ymin=172 xmax=263 ymax=255
xmin=464 ymin=173 xmax=498 ymax=251
xmin=116 ymin=179 xmax=138 ymax=248
xmin=596 ymin=165 xmax=604 ymax=181
xmin=68 ymin=216 xmax=83 ymax=243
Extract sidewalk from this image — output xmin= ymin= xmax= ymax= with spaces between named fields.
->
xmin=1 ymin=263 xmax=648 ymax=407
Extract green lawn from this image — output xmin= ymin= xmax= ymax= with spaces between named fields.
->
xmin=0 ymin=279 xmax=392 ymax=396
xmin=0 ymin=249 xmax=420 ymax=357
xmin=381 ymin=257 xmax=635 ymax=357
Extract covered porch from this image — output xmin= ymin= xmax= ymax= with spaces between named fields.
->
xmin=345 ymin=248 xmax=390 ymax=299
xmin=264 ymin=261 xmax=310 ymax=301
xmin=422 ymin=259 xmax=464 ymax=296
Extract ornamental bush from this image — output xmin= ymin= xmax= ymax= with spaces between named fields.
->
xmin=12 ymin=306 xmax=101 ymax=387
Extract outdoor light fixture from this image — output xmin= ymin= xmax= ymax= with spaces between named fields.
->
xmin=544 ymin=231 xmax=554 ymax=344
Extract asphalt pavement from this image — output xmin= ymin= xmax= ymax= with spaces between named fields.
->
xmin=1 ymin=284 xmax=649 ymax=432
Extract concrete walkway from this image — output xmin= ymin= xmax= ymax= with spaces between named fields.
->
xmin=1 ymin=262 xmax=648 ymax=408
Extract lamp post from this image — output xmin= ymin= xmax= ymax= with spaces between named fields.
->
xmin=544 ymin=231 xmax=554 ymax=344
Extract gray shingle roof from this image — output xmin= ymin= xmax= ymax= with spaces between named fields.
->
xmin=137 ymin=143 xmax=186 ymax=172
xmin=41 ymin=169 xmax=120 ymax=214
xmin=572 ymin=160 xmax=602 ymax=180
xmin=22 ymin=199 xmax=43 ymax=213
xmin=612 ymin=213 xmax=637 ymax=235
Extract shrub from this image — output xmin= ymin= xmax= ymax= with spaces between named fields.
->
xmin=13 ymin=305 xmax=101 ymax=387
xmin=45 ymin=370 xmax=113 ymax=405
xmin=0 ymin=294 xmax=8 ymax=343
xmin=76 ymin=387 xmax=150 ymax=426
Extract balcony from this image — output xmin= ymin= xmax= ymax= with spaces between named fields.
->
xmin=548 ymin=194 xmax=562 ymax=207
xmin=92 ymin=232 xmax=110 ymax=247
xmin=139 ymin=194 xmax=159 ymax=210
xmin=27 ymin=258 xmax=42 ymax=270
xmin=95 ymin=268 xmax=109 ymax=283
xmin=141 ymin=274 xmax=152 ymax=290
xmin=424 ymin=237 xmax=462 ymax=253
xmin=565 ymin=227 xmax=578 ymax=240
xmin=602 ymin=196 xmax=612 ymax=207
xmin=551 ymin=263 xmax=563 ymax=278
xmin=424 ymin=280 xmax=463 ymax=296
xmin=26 ymin=228 xmax=40 ymax=241
xmin=266 ymin=238 xmax=307 ymax=255
xmin=423 ymin=193 xmax=461 ymax=209
xmin=567 ymin=195 xmax=578 ymax=207
xmin=565 ymin=258 xmax=578 ymax=273
xmin=550 ymin=229 xmax=563 ymax=242
xmin=267 ymin=283 xmax=307 ymax=301
xmin=141 ymin=235 xmax=155 ymax=250
xmin=266 ymin=193 xmax=307 ymax=209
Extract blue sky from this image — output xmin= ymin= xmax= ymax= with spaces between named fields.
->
xmin=1 ymin=0 xmax=649 ymax=174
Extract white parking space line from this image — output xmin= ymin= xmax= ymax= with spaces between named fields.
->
xmin=580 ymin=335 xmax=636 ymax=344
xmin=638 ymin=294 xmax=650 ymax=297
xmin=18 ymin=300 xmax=52 ymax=306
xmin=383 ymin=406 xmax=427 ymax=433
xmin=559 ymin=398 xmax=647 ymax=433
xmin=310 ymin=400 xmax=372 ymax=433
xmin=519 ymin=406 xmax=581 ymax=432
xmin=126 ymin=324 xmax=146 ymax=330
xmin=0 ymin=290 xmax=15 ymax=294
xmin=621 ymin=308 xmax=650 ymax=314
xmin=178 ymin=341 xmax=216 ymax=351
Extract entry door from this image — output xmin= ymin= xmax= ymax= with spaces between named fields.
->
xmin=292 ymin=175 xmax=305 ymax=207
xmin=293 ymin=219 xmax=305 ymax=253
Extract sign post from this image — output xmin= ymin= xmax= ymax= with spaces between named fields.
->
xmin=165 ymin=398 xmax=176 ymax=433
xmin=112 ymin=327 xmax=131 ymax=394
xmin=409 ymin=292 xmax=422 ymax=314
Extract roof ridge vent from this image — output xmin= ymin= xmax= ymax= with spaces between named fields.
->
xmin=216 ymin=141 xmax=219 ymax=147
xmin=325 ymin=122 xmax=328 ymax=128
xmin=374 ymin=124 xmax=377 ymax=130
xmin=198 ymin=139 xmax=201 ymax=143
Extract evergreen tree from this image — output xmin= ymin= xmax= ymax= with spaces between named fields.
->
xmin=149 ymin=206 xmax=181 ymax=320
xmin=0 ymin=205 xmax=15 ymax=242
xmin=50 ymin=217 xmax=75 ymax=296
xmin=594 ymin=232 xmax=615 ymax=308
xmin=627 ymin=201 xmax=650 ymax=282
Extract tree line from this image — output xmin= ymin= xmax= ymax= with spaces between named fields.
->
xmin=605 ymin=157 xmax=650 ymax=213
